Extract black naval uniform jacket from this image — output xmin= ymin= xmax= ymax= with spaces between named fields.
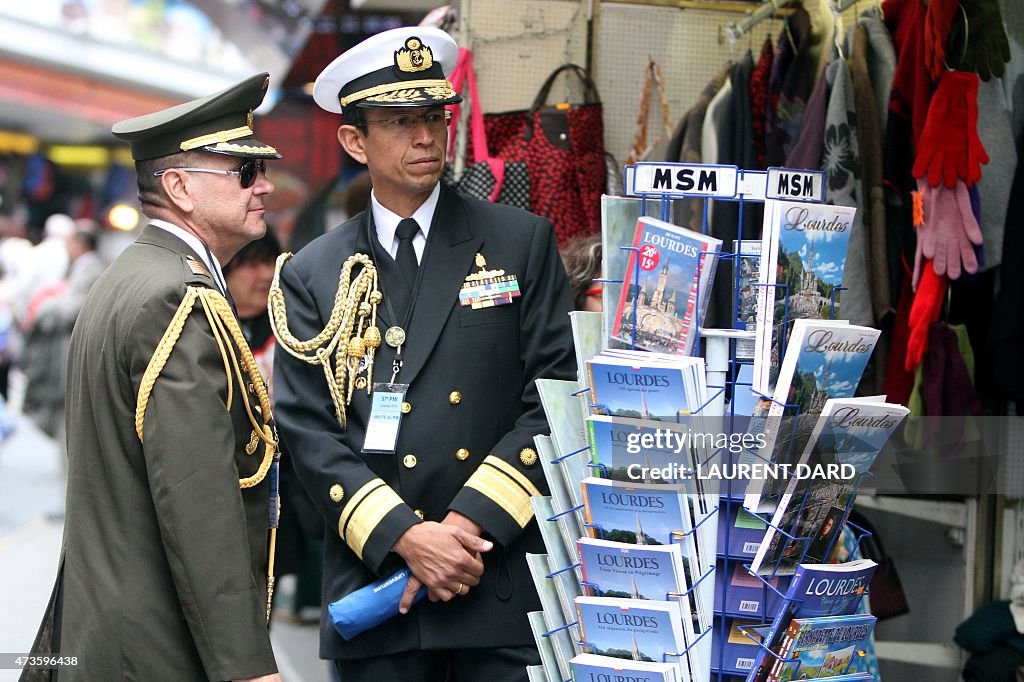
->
xmin=23 ymin=226 xmax=276 ymax=681
xmin=273 ymin=183 xmax=577 ymax=658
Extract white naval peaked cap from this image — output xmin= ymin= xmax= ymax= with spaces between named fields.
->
xmin=313 ymin=26 xmax=462 ymax=114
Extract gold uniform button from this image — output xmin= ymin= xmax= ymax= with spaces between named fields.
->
xmin=519 ymin=447 xmax=538 ymax=467
xmin=403 ymin=454 xmax=418 ymax=469
xmin=455 ymin=448 xmax=470 ymax=461
xmin=401 ymin=401 xmax=412 ymax=414
xmin=414 ymin=509 xmax=424 ymax=519
xmin=449 ymin=391 xmax=462 ymax=405
xmin=329 ymin=484 xmax=345 ymax=503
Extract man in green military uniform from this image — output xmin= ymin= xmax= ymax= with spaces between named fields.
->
xmin=271 ymin=26 xmax=577 ymax=681
xmin=23 ymin=74 xmax=282 ymax=682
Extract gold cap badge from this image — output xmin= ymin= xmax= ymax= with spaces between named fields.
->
xmin=396 ymin=37 xmax=433 ymax=73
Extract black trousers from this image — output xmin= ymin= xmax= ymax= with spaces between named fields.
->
xmin=333 ymin=646 xmax=540 ymax=682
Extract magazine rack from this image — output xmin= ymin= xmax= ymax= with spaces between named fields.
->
xmin=618 ymin=163 xmax=868 ymax=682
xmin=532 ymin=162 xmax=885 ymax=682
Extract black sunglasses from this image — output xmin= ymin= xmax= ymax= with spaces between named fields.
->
xmin=154 ymin=159 xmax=266 ymax=189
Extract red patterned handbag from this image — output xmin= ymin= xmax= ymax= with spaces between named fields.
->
xmin=445 ymin=49 xmax=530 ymax=209
xmin=480 ymin=64 xmax=606 ymax=246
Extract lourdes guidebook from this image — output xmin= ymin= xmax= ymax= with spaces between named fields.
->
xmin=753 ymin=200 xmax=856 ymax=396
xmin=751 ymin=397 xmax=909 ymax=574
xmin=611 ymin=216 xmax=721 ymax=357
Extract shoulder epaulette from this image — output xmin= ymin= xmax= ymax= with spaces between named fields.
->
xmin=185 ymin=255 xmax=212 ymax=278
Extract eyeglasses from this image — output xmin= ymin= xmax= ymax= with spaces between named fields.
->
xmin=153 ymin=159 xmax=266 ymax=189
xmin=364 ymin=110 xmax=452 ymax=134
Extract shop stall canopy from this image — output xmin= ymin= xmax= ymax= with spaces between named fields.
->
xmin=0 ymin=0 xmax=327 ymax=145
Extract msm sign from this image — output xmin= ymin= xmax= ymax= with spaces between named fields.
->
xmin=631 ymin=163 xmax=739 ymax=198
xmin=765 ymin=167 xmax=825 ymax=202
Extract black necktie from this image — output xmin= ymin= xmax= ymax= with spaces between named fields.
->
xmin=389 ymin=218 xmax=420 ymax=322
xmin=395 ymin=218 xmax=420 ymax=289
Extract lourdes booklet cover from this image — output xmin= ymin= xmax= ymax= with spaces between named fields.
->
xmin=610 ymin=215 xmax=721 ymax=357
xmin=751 ymin=397 xmax=909 ymax=575
xmin=743 ymin=319 xmax=880 ymax=513
xmin=748 ymin=559 xmax=877 ymax=682
xmin=753 ymin=200 xmax=856 ymax=396
xmin=586 ymin=352 xmax=706 ymax=421
xmin=576 ymin=596 xmax=702 ymax=681
xmin=579 ymin=537 xmax=687 ymax=599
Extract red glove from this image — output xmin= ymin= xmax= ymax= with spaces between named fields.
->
xmin=885 ymin=0 xmax=933 ymax=146
xmin=912 ymin=70 xmax=989 ymax=188
xmin=914 ymin=178 xmax=983 ymax=283
xmin=905 ymin=260 xmax=948 ymax=372
xmin=923 ymin=0 xmax=958 ymax=80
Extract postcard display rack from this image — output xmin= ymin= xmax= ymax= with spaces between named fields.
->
xmin=528 ymin=161 xmax=883 ymax=682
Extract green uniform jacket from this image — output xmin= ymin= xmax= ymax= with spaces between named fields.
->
xmin=273 ymin=184 xmax=577 ymax=659
xmin=23 ymin=226 xmax=277 ymax=681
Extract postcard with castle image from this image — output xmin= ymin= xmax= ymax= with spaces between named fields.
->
xmin=753 ymin=200 xmax=856 ymax=395
xmin=734 ymin=240 xmax=762 ymax=361
xmin=611 ymin=216 xmax=721 ymax=357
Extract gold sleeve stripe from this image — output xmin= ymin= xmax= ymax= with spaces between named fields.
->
xmin=344 ymin=485 xmax=404 ymax=560
xmin=338 ymin=479 xmax=385 ymax=538
xmin=464 ymin=456 xmax=541 ymax=529
xmin=483 ymin=455 xmax=542 ymax=498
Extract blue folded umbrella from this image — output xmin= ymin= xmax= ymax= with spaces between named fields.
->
xmin=328 ymin=567 xmax=427 ymax=640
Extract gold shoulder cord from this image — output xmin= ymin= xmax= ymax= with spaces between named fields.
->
xmin=135 ymin=286 xmax=276 ymax=486
xmin=267 ymin=252 xmax=382 ymax=429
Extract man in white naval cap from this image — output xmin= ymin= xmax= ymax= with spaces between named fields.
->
xmin=272 ymin=26 xmax=576 ymax=681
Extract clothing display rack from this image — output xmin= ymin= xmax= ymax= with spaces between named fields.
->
xmin=724 ymin=0 xmax=869 ymax=43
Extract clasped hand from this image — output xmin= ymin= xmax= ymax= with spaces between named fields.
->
xmin=393 ymin=513 xmax=492 ymax=613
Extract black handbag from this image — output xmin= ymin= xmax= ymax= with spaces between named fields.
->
xmin=849 ymin=510 xmax=911 ymax=621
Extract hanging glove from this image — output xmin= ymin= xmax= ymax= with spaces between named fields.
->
xmin=912 ymin=70 xmax=988 ymax=188
xmin=923 ymin=0 xmax=958 ymax=80
xmin=946 ymin=0 xmax=1011 ymax=82
xmin=905 ymin=260 xmax=948 ymax=372
xmin=914 ymin=178 xmax=983 ymax=282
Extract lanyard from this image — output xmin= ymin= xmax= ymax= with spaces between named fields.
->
xmin=369 ymin=218 xmax=428 ymax=383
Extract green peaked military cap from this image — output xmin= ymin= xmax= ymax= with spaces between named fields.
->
xmin=112 ymin=73 xmax=282 ymax=161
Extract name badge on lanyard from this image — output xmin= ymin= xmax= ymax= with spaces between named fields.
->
xmin=362 ymin=383 xmax=409 ymax=454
